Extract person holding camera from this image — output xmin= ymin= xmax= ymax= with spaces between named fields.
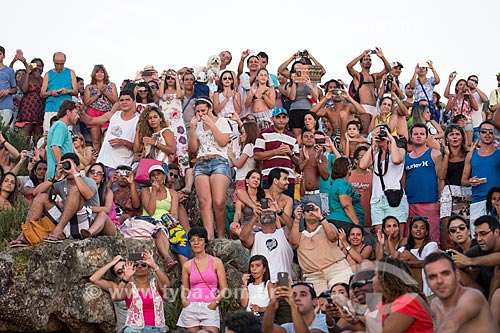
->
xmin=409 ymin=61 xmax=441 ymax=122
xmin=46 ymin=100 xmax=79 ymax=180
xmin=359 ymin=124 xmax=407 ymax=233
xmin=289 ymin=202 xmax=352 ymax=295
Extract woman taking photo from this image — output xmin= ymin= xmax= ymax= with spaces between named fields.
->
xmin=359 ymin=125 xmax=407 ymax=233
xmin=230 ymin=170 xmax=266 ymax=239
xmin=245 ymin=68 xmax=276 ymax=130
xmin=16 ymin=57 xmax=45 ymax=136
xmin=134 ymin=106 xmax=175 ymax=164
xmin=177 ymin=226 xmax=228 ymax=333
xmin=411 ymin=104 xmax=443 ymax=150
xmin=437 ymin=124 xmax=471 ymax=247
xmin=327 ymin=157 xmax=364 ymax=231
xmin=374 ymin=257 xmax=433 ymax=333
xmin=188 ymin=97 xmax=232 ymax=239
xmin=159 ymin=70 xmax=189 ymax=176
xmin=375 ymin=215 xmax=407 ymax=260
xmin=83 ymin=64 xmax=118 ymax=152
xmin=116 ymin=250 xmax=170 ymax=333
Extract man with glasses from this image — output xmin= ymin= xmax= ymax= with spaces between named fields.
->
xmin=462 ymin=121 xmax=500 ymax=233
xmin=424 ymin=252 xmax=499 ymax=333
xmin=447 ymin=215 xmax=477 ymax=253
xmin=449 ymin=215 xmax=500 ymax=300
xmin=466 ymin=75 xmax=489 ymax=141
xmin=41 ymin=52 xmax=78 ymax=131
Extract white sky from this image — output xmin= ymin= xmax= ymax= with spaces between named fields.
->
xmin=3 ymin=0 xmax=499 ymax=99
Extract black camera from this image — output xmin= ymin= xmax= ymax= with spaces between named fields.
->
xmin=260 ymin=198 xmax=269 ymax=209
xmin=302 ymin=203 xmax=314 ymax=212
xmin=61 ymin=161 xmax=71 ymax=170
xmin=386 ymin=74 xmax=393 ymax=81
xmin=378 ymin=129 xmax=387 ymax=140
xmin=298 ymin=50 xmax=308 ymax=57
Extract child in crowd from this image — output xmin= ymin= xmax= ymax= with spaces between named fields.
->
xmin=343 ymin=120 xmax=367 ymax=162
xmin=240 ymin=254 xmax=272 ymax=317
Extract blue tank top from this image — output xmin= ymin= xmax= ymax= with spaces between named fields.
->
xmin=470 ymin=149 xmax=500 ymax=203
xmin=405 ymin=148 xmax=438 ymax=204
xmin=45 ymin=68 xmax=72 ymax=112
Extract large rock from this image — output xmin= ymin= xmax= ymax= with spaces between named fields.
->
xmin=0 ymin=237 xmax=250 ymax=332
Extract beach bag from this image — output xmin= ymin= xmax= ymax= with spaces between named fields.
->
xmin=21 ymin=216 xmax=57 ymax=244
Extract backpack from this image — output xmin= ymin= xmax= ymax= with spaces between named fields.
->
xmin=348 ymin=73 xmax=375 ymax=103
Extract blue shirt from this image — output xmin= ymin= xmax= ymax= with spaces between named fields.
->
xmin=405 ymin=148 xmax=438 ymax=204
xmin=45 ymin=68 xmax=73 ymax=112
xmin=327 ymin=178 xmax=364 ymax=225
xmin=0 ymin=66 xmax=16 ymax=110
xmin=470 ymin=149 xmax=500 ymax=203
xmin=320 ymin=153 xmax=336 ymax=194
xmin=46 ymin=120 xmax=73 ymax=179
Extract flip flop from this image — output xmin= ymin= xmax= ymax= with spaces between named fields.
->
xmin=80 ymin=229 xmax=92 ymax=239
xmin=165 ymin=258 xmax=179 ymax=273
xmin=44 ymin=234 xmax=64 ymax=244
xmin=9 ymin=240 xmax=29 ymax=248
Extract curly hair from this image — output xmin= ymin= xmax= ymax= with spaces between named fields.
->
xmin=376 ymin=257 xmax=426 ymax=304
xmin=137 ymin=106 xmax=167 ymax=138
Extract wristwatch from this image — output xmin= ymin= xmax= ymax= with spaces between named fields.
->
xmin=345 ymin=245 xmax=352 ymax=252
xmin=119 ymin=278 xmax=129 ymax=284
xmin=277 ymin=208 xmax=285 ymax=216
xmin=215 ymin=299 xmax=221 ymax=305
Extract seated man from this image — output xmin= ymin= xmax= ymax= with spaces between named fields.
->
xmin=449 ymin=215 xmax=500 ymax=300
xmin=263 ymin=282 xmax=328 ymax=333
xmin=10 ymin=153 xmax=115 ymax=245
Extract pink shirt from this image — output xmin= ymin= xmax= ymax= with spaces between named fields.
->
xmin=187 ymin=255 xmax=218 ymax=302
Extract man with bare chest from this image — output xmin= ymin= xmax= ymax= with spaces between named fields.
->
xmin=347 ymin=49 xmax=391 ymax=133
xmin=298 ymin=131 xmax=329 ymax=211
xmin=424 ymin=252 xmax=499 ymax=333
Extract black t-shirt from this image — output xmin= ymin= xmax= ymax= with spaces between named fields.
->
xmin=465 ymin=244 xmax=495 ymax=296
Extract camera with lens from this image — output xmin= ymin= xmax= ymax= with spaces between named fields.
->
xmin=118 ymin=170 xmax=128 ymax=177
xmin=377 ymin=129 xmax=387 ymax=140
xmin=260 ymin=198 xmax=269 ymax=209
xmin=61 ymin=161 xmax=71 ymax=170
xmin=301 ymin=203 xmax=314 ymax=212
xmin=386 ymin=74 xmax=393 ymax=81
xmin=298 ymin=50 xmax=309 ymax=57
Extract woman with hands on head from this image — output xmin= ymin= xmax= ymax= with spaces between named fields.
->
xmin=115 ymin=250 xmax=170 ymax=333
xmin=289 ymin=202 xmax=353 ymax=294
xmin=188 ymin=97 xmax=232 ymax=239
xmin=338 ymin=225 xmax=374 ymax=273
xmin=375 ymin=216 xmax=407 ymax=260
xmin=177 ymin=226 xmax=228 ymax=333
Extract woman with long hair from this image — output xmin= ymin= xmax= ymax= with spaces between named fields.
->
xmin=135 ymin=82 xmax=156 ymax=114
xmin=177 ymin=226 xmax=228 ymax=332
xmin=237 ymin=53 xmax=260 ymax=118
xmin=397 ymin=216 xmax=438 ymax=296
xmin=411 ymin=104 xmax=443 ymax=150
xmin=188 ymin=97 xmax=232 ymax=239
xmin=214 ymin=70 xmax=241 ymax=119
xmin=72 ymin=132 xmax=96 ymax=169
xmin=16 ymin=57 xmax=45 ymax=136
xmin=228 ymin=121 xmax=259 ymax=194
xmin=486 ymin=186 xmax=500 ymax=220
xmin=375 ymin=215 xmax=407 ymax=260
xmin=134 ymin=106 xmax=175 ymax=164
xmin=230 ymin=170 xmax=266 ymax=239
xmin=116 ymin=250 xmax=170 ymax=333
xmin=241 ymin=254 xmax=272 ymax=316
xmin=374 ymin=257 xmax=433 ymax=332
xmin=245 ymin=68 xmax=276 ymax=130
xmin=338 ymin=224 xmax=373 ymax=273
xmin=437 ymin=123 xmax=471 ymax=247
xmin=159 ymin=70 xmax=189 ymax=175
xmin=22 ymin=159 xmax=47 ymax=204
xmin=83 ymin=64 xmax=118 ymax=151
xmin=0 ymin=172 xmax=17 ymax=210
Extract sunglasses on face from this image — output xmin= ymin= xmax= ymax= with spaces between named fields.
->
xmin=89 ymin=169 xmax=104 ymax=176
xmin=72 ymin=137 xmax=81 ymax=142
xmin=170 ymin=174 xmax=179 ymax=179
xmin=469 ymin=79 xmax=478 ymax=84
xmin=133 ymin=262 xmax=148 ymax=268
xmin=449 ymin=224 xmax=467 ymax=234
xmin=351 ymin=279 xmax=373 ymax=289
xmin=480 ymin=129 xmax=494 ymax=134
xmin=222 ymin=77 xmax=233 ymax=81
xmin=138 ymin=90 xmax=147 ymax=93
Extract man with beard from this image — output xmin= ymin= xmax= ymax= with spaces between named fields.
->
xmin=462 ymin=121 xmax=500 ymax=230
xmin=254 ymin=108 xmax=299 ymax=199
xmin=424 ymin=252 xmax=499 ymax=333
xmin=311 ymin=79 xmax=366 ymax=140
xmin=346 ymin=48 xmax=391 ymax=131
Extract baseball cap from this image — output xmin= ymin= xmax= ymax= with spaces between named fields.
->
xmin=272 ymin=107 xmax=288 ymax=117
xmin=390 ymin=61 xmax=404 ymax=69
xmin=148 ymin=165 xmax=166 ymax=176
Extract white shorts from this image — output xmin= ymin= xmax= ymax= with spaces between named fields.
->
xmin=46 ymin=205 xmax=95 ymax=239
xmin=469 ymin=200 xmax=487 ymax=237
xmin=177 ymin=301 xmax=220 ymax=329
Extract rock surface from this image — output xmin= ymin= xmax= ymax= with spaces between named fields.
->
xmin=0 ymin=237 xmax=250 ymax=332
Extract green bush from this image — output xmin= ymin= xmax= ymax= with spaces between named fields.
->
xmin=0 ymin=200 xmax=27 ymax=251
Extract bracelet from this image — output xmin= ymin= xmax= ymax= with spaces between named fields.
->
xmin=319 ymin=217 xmax=326 ymax=223
xmin=153 ymin=266 xmax=160 ymax=273
xmin=326 ymin=321 xmax=336 ymax=329
xmin=242 ymin=285 xmax=248 ymax=289
xmin=119 ymin=278 xmax=129 ymax=284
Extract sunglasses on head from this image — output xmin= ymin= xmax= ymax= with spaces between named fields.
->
xmin=411 ymin=216 xmax=428 ymax=223
xmin=133 ymin=262 xmax=148 ymax=268
xmin=449 ymin=224 xmax=467 ymax=234
xmin=351 ymin=279 xmax=373 ymax=289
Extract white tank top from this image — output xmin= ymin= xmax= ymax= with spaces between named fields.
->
xmin=246 ymin=281 xmax=270 ymax=311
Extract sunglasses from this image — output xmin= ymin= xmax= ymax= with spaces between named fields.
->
xmin=411 ymin=216 xmax=428 ymax=222
xmin=170 ymin=174 xmax=179 ymax=179
xmin=133 ymin=262 xmax=148 ymax=268
xmin=115 ymin=268 xmax=124 ymax=275
xmin=137 ymin=90 xmax=148 ymax=93
xmin=449 ymin=224 xmax=467 ymax=234
xmin=149 ymin=85 xmax=158 ymax=90
xmin=72 ymin=137 xmax=81 ymax=142
xmin=351 ymin=279 xmax=373 ymax=289
xmin=222 ymin=77 xmax=233 ymax=81
xmin=469 ymin=79 xmax=478 ymax=84
xmin=89 ymin=170 xmax=104 ymax=176
xmin=480 ymin=129 xmax=494 ymax=134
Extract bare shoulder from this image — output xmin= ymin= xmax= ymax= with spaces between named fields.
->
xmin=461 ymin=286 xmax=487 ymax=303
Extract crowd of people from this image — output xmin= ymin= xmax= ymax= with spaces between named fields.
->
xmin=1 ymin=44 xmax=500 ymax=332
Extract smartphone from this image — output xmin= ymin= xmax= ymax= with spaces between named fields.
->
xmin=26 ymin=151 xmax=34 ymax=158
xmin=478 ymin=178 xmax=487 ymax=184
xmin=16 ymin=49 xmax=23 ymax=58
xmin=30 ymin=63 xmax=37 ymax=69
xmin=451 ymin=71 xmax=457 ymax=76
xmin=277 ymin=272 xmax=289 ymax=287
xmin=342 ymin=305 xmax=355 ymax=318
xmin=370 ymin=50 xmax=377 ymax=54
xmin=315 ymin=138 xmax=326 ymax=145
xmin=331 ymin=89 xmax=342 ymax=95
xmin=128 ymin=253 xmax=144 ymax=261
xmin=418 ymin=62 xmax=429 ymax=68
xmin=445 ymin=250 xmax=455 ymax=256
xmin=326 ymin=296 xmax=333 ymax=304
xmin=118 ymin=170 xmax=128 ymax=177
xmin=260 ymin=198 xmax=269 ymax=209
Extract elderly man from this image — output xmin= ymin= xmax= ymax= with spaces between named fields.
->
xmin=40 ymin=52 xmax=77 ymax=131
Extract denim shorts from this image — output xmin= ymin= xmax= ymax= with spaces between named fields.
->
xmin=124 ymin=326 xmax=166 ymax=333
xmin=194 ymin=157 xmax=231 ymax=179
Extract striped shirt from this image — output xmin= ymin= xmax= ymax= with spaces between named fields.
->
xmin=254 ymin=127 xmax=299 ymax=181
